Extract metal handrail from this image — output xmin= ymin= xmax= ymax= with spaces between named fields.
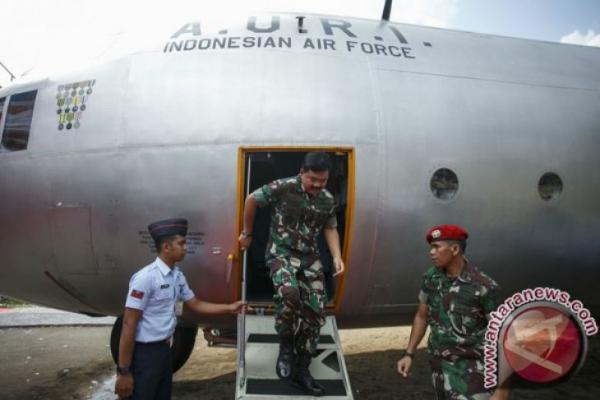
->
xmin=238 ymin=154 xmax=252 ymax=390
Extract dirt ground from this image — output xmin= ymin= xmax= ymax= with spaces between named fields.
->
xmin=0 ymin=325 xmax=598 ymax=399
xmin=0 ymin=326 xmax=114 ymax=400
xmin=174 ymin=326 xmax=600 ymax=400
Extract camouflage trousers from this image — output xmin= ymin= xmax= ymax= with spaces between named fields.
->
xmin=430 ymin=356 xmax=492 ymax=400
xmin=268 ymin=256 xmax=326 ymax=358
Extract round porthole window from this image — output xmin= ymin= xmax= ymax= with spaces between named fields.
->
xmin=538 ymin=172 xmax=563 ymax=201
xmin=430 ymin=168 xmax=459 ymax=200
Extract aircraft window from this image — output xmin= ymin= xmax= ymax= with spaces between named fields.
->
xmin=1 ymin=90 xmax=37 ymax=152
xmin=430 ymin=168 xmax=459 ymax=200
xmin=0 ymin=97 xmax=4 ymax=150
xmin=538 ymin=172 xmax=563 ymax=201
xmin=0 ymin=97 xmax=5 ymax=121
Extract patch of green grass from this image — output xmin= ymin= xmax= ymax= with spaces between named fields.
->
xmin=0 ymin=296 xmax=29 ymax=308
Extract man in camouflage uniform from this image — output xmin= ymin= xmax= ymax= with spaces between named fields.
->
xmin=239 ymin=152 xmax=345 ymax=396
xmin=397 ymin=225 xmax=509 ymax=400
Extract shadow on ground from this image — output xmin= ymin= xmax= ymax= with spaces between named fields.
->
xmin=173 ymin=335 xmax=599 ymax=399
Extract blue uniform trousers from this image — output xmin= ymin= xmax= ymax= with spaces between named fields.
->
xmin=131 ymin=341 xmax=172 ymax=400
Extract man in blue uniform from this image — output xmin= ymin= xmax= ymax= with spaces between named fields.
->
xmin=115 ymin=218 xmax=244 ymax=400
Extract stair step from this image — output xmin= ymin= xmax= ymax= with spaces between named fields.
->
xmin=247 ymin=333 xmax=335 ymax=344
xmin=236 ymin=315 xmax=354 ymax=399
xmin=246 ymin=378 xmax=347 ymax=396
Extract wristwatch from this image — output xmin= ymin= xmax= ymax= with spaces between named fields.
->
xmin=116 ymin=365 xmax=132 ymax=375
xmin=241 ymin=231 xmax=253 ymax=238
xmin=401 ymin=350 xmax=414 ymax=359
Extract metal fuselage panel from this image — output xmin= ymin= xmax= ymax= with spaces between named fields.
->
xmin=0 ymin=14 xmax=599 ymax=327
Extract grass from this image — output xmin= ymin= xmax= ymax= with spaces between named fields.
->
xmin=0 ymin=296 xmax=29 ymax=308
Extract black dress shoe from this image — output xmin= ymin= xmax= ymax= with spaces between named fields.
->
xmin=293 ymin=368 xmax=324 ymax=397
xmin=276 ymin=341 xmax=295 ymax=379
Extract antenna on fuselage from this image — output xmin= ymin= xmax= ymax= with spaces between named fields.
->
xmin=0 ymin=60 xmax=16 ymax=83
xmin=381 ymin=0 xmax=393 ymax=21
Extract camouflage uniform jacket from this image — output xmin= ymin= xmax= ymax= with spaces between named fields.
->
xmin=418 ymin=261 xmax=500 ymax=361
xmin=252 ymin=175 xmax=337 ymax=267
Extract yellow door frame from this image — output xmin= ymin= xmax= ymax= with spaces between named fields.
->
xmin=234 ymin=146 xmax=355 ymax=313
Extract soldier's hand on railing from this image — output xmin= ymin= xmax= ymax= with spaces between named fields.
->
xmin=229 ymin=300 xmax=247 ymax=314
xmin=333 ymin=256 xmax=345 ymax=277
xmin=239 ymin=233 xmax=253 ymax=251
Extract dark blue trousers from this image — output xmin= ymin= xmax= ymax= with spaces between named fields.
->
xmin=131 ymin=341 xmax=172 ymax=400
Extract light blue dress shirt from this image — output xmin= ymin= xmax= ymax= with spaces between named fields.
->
xmin=125 ymin=257 xmax=195 ymax=342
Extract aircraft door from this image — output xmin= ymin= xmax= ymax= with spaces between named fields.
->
xmin=237 ymin=148 xmax=354 ymax=309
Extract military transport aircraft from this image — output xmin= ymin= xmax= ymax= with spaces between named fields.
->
xmin=1 ymin=10 xmax=599 ymax=376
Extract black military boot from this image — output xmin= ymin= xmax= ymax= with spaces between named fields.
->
xmin=276 ymin=336 xmax=295 ymax=380
xmin=292 ymin=354 xmax=324 ymax=396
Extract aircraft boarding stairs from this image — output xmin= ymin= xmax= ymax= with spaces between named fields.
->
xmin=235 ymin=313 xmax=354 ymax=399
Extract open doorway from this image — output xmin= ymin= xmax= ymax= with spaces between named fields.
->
xmin=237 ymin=148 xmax=354 ymax=307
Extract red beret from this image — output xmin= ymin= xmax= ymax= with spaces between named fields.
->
xmin=426 ymin=225 xmax=468 ymax=243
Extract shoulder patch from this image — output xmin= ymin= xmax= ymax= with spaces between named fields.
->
xmin=321 ymin=189 xmax=335 ymax=200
